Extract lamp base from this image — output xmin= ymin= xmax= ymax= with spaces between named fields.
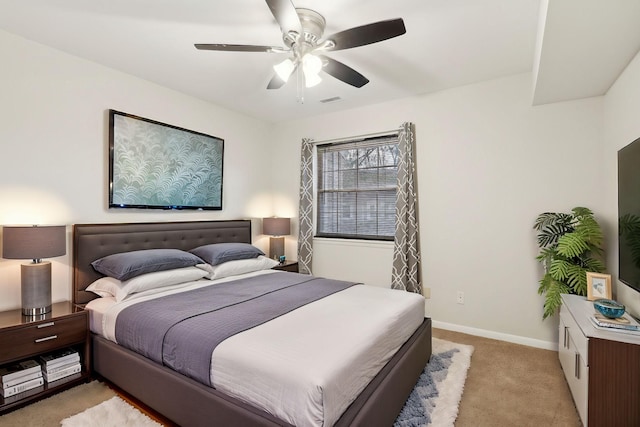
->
xmin=21 ymin=262 xmax=52 ymax=316
xmin=269 ymin=236 xmax=285 ymax=260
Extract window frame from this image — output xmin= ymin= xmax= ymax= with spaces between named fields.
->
xmin=314 ymin=133 xmax=399 ymax=242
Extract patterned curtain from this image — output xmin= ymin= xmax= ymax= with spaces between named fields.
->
xmin=297 ymin=138 xmax=314 ymax=274
xmin=392 ymin=122 xmax=422 ymax=293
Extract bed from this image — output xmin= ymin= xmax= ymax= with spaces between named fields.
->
xmin=73 ymin=220 xmax=432 ymax=427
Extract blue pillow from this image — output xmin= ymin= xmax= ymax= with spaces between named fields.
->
xmin=189 ymin=243 xmax=264 ymax=266
xmin=91 ymin=249 xmax=205 ymax=281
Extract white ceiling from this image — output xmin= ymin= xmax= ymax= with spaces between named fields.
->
xmin=533 ymin=0 xmax=640 ymax=105
xmin=1 ymin=0 xmax=639 ymax=122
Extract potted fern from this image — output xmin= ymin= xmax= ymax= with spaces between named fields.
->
xmin=533 ymin=207 xmax=605 ymax=319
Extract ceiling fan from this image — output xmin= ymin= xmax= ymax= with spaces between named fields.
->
xmin=194 ymin=0 xmax=406 ymax=90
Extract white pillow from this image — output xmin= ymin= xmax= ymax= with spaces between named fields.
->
xmin=197 ymin=256 xmax=279 ymax=280
xmin=86 ymin=266 xmax=208 ymax=301
xmin=86 ymin=276 xmax=122 ymax=298
xmin=116 ymin=266 xmax=207 ymax=302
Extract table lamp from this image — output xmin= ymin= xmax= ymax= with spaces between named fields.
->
xmin=2 ymin=225 xmax=66 ymax=316
xmin=262 ymin=217 xmax=290 ymax=260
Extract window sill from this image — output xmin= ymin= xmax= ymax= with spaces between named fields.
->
xmin=312 ymin=237 xmax=394 ymax=249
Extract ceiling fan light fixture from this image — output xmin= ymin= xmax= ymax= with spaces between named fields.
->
xmin=274 ymin=58 xmax=295 ymax=82
xmin=196 ymin=2 xmax=407 ymax=93
xmin=304 ymin=71 xmax=322 ymax=88
xmin=302 ymin=54 xmax=322 ymax=75
xmin=301 ymin=53 xmax=322 ymax=87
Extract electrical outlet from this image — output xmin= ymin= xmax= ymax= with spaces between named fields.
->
xmin=423 ymin=287 xmax=431 ymax=299
xmin=456 ymin=291 xmax=464 ymax=304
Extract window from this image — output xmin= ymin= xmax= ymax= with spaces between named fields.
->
xmin=316 ymin=134 xmax=399 ymax=241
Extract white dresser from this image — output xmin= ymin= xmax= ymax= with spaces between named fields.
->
xmin=559 ymin=294 xmax=640 ymax=426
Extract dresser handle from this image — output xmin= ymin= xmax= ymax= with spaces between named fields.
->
xmin=574 ymin=352 xmax=580 ymax=379
xmin=563 ymin=326 xmax=569 ymax=348
xmin=37 ymin=322 xmax=55 ymax=328
xmin=35 ymin=335 xmax=58 ymax=343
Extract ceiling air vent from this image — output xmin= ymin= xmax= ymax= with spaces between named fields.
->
xmin=320 ymin=96 xmax=342 ymax=103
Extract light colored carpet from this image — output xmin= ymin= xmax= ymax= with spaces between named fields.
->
xmin=60 ymin=396 xmax=161 ymax=427
xmin=0 ymin=381 xmax=116 ymax=427
xmin=433 ymin=329 xmax=581 ymax=426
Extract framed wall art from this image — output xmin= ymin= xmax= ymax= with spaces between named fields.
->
xmin=586 ymin=272 xmax=612 ymax=301
xmin=108 ymin=110 xmax=224 ymax=210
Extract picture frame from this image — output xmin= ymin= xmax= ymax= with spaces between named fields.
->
xmin=586 ymin=272 xmax=612 ymax=301
xmin=108 ymin=109 xmax=224 ymax=210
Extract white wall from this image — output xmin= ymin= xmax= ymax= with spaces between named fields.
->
xmin=0 ymin=27 xmax=615 ymax=349
xmin=0 ymin=30 xmax=274 ymax=311
xmin=274 ymin=73 xmax=604 ymax=347
xmin=603 ymin=49 xmax=640 ymax=316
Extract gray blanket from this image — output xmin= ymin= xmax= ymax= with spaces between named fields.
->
xmin=115 ymin=272 xmax=357 ymax=385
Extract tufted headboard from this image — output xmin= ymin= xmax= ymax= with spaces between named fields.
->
xmin=72 ymin=220 xmax=252 ymax=305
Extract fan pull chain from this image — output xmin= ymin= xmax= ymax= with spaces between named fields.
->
xmin=296 ymin=66 xmax=305 ymax=104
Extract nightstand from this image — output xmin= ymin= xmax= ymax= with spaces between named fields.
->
xmin=272 ymin=261 xmax=299 ymax=273
xmin=0 ymin=301 xmax=90 ymax=414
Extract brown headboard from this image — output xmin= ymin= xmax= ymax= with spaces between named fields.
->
xmin=73 ymin=220 xmax=252 ymax=305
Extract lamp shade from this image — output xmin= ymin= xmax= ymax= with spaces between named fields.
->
xmin=263 ymin=218 xmax=290 ymax=236
xmin=2 ymin=225 xmax=66 ymax=260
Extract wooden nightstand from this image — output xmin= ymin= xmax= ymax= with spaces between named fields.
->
xmin=272 ymin=261 xmax=299 ymax=273
xmin=0 ymin=301 xmax=90 ymax=414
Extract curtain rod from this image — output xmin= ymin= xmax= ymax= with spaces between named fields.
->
xmin=310 ymin=128 xmax=399 ymax=146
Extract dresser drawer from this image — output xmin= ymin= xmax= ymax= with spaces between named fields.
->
xmin=560 ymin=304 xmax=588 ymax=365
xmin=559 ymin=314 xmax=588 ymax=425
xmin=0 ymin=314 xmax=87 ymax=363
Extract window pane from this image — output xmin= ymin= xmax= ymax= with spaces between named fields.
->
xmin=339 ymin=169 xmax=357 ymax=190
xmin=316 ymin=134 xmax=398 ymax=240
xmin=358 ymin=147 xmax=379 ymax=168
xmin=379 ymin=166 xmax=397 ymax=188
xmin=356 ymin=191 xmax=377 ymax=235
xmin=317 ymin=192 xmax=337 ymax=234
xmin=337 ymin=192 xmax=356 ymax=235
xmin=339 ymin=149 xmax=358 ymax=170
xmin=379 ymin=144 xmax=398 ymax=166
xmin=378 ymin=190 xmax=396 ymax=236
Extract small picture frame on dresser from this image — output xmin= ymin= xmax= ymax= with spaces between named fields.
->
xmin=586 ymin=272 xmax=612 ymax=301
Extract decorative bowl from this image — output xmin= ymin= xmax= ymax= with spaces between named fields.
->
xmin=593 ymin=299 xmax=625 ymax=319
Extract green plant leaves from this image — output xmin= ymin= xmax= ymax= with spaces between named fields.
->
xmin=542 ymin=278 xmax=571 ymax=320
xmin=533 ymin=206 xmax=606 ymax=319
xmin=536 ymin=223 xmax=574 ymax=248
xmin=533 ymin=212 xmax=573 ymax=231
xmin=557 ymin=233 xmax=589 ymax=258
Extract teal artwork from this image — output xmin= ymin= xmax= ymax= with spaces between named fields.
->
xmin=109 ymin=111 xmax=223 ymax=210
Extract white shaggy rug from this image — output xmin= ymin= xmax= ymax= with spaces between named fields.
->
xmin=60 ymin=396 xmax=161 ymax=427
xmin=394 ymin=337 xmax=474 ymax=427
xmin=59 ymin=338 xmax=473 ymax=427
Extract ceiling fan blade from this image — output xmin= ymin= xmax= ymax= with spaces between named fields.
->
xmin=320 ymin=55 xmax=369 ymax=88
xmin=195 ymin=44 xmax=286 ymax=53
xmin=324 ymin=18 xmax=406 ymax=51
xmin=265 ymin=0 xmax=301 ymax=36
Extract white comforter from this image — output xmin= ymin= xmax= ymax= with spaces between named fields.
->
xmin=87 ymin=270 xmax=425 ymax=427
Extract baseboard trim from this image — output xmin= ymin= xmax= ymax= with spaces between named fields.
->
xmin=432 ymin=320 xmax=558 ymax=351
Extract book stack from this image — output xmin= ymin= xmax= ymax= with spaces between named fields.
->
xmin=0 ymin=359 xmax=44 ymax=398
xmin=589 ymin=312 xmax=640 ymax=335
xmin=39 ymin=348 xmax=81 ymax=383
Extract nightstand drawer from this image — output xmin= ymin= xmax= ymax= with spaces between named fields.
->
xmin=0 ymin=315 xmax=87 ymax=363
